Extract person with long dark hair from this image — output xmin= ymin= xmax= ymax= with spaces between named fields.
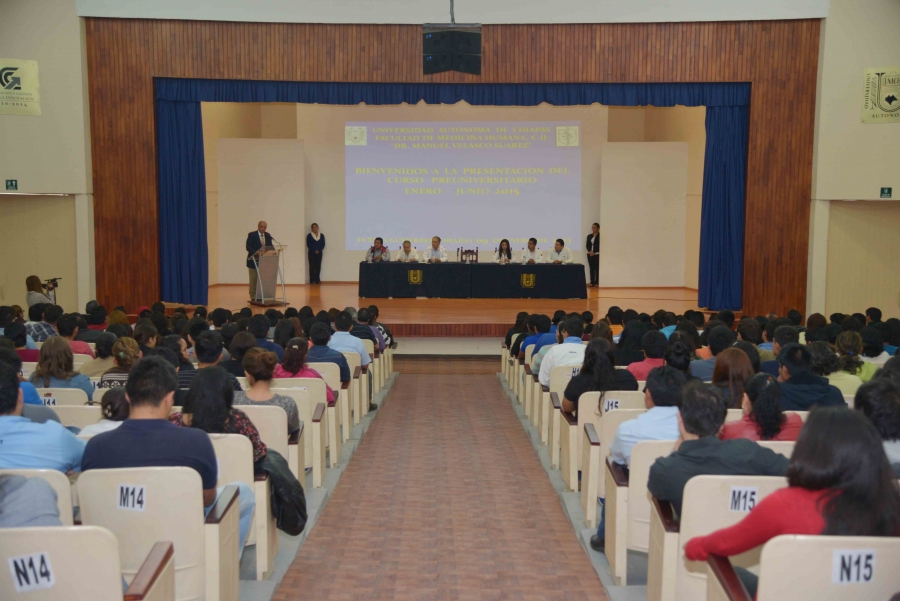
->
xmin=860 ymin=326 xmax=891 ymax=365
xmin=494 ymin=239 xmax=513 ymax=264
xmin=686 ymin=407 xmax=900 ymax=597
xmin=711 ymin=347 xmax=755 ymax=408
xmin=273 ymin=337 xmax=335 ymax=402
xmin=664 ymin=339 xmax=696 ymax=380
xmin=505 ymin=312 xmax=529 ymax=348
xmin=160 ymin=334 xmax=195 ymax=373
xmin=562 ymin=338 xmax=637 ymax=416
xmin=233 ymin=348 xmax=299 ymax=434
xmin=720 ymin=373 xmax=803 ymax=441
xmin=835 ymin=330 xmax=878 ymax=383
xmin=855 ymin=378 xmax=900 ymax=467
xmin=169 ymin=366 xmax=267 ymax=465
xmin=272 ymin=320 xmax=295 ymax=352
xmin=808 ymin=340 xmax=861 ymax=396
xmin=615 ymin=320 xmax=648 ymax=366
xmin=80 ymin=386 xmax=130 ymax=436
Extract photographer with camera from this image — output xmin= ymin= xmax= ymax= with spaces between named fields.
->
xmin=25 ymin=275 xmax=58 ymax=308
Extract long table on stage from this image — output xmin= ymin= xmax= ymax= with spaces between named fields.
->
xmin=358 ymin=262 xmax=587 ymax=299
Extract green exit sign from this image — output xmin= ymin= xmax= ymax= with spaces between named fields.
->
xmin=4 ymin=180 xmax=16 ymax=191
xmin=881 ymin=187 xmax=892 ymax=199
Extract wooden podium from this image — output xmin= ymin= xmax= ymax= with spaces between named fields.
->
xmin=250 ymin=244 xmax=289 ymax=307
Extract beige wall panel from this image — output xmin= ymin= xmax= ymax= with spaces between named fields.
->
xmin=826 ymin=202 xmax=900 ymax=319
xmin=0 ymin=196 xmax=78 ymax=310
xmin=607 ymin=107 xmax=646 ymax=142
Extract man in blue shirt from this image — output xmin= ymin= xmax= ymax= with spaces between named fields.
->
xmin=689 ymin=326 xmax=736 ymax=382
xmin=307 ymin=322 xmax=351 ymax=383
xmin=248 ymin=314 xmax=284 ymax=362
xmin=519 ymin=314 xmax=552 ymax=359
xmin=532 ymin=310 xmax=566 ymax=355
xmin=0 ymin=362 xmax=85 ymax=473
xmin=659 ymin=312 xmax=678 ymax=339
xmin=329 ymin=312 xmax=376 ymax=410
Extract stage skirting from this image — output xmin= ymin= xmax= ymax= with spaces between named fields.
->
xmin=358 ymin=262 xmax=587 ymax=299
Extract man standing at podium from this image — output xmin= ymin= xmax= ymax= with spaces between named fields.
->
xmin=246 ymin=221 xmax=274 ymax=299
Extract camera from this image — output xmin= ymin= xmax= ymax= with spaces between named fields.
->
xmin=42 ymin=278 xmax=61 ymax=290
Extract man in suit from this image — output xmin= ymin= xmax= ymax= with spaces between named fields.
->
xmin=586 ymin=222 xmax=600 ymax=286
xmin=246 ymin=221 xmax=273 ymax=299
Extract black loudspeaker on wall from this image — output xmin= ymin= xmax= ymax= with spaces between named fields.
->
xmin=423 ymin=26 xmax=482 ymax=75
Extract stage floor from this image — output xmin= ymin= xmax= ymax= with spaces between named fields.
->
xmin=194 ymin=284 xmax=702 ymax=337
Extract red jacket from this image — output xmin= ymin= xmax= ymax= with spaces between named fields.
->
xmin=720 ymin=412 xmax=804 ymax=442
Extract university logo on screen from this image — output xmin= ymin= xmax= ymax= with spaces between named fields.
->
xmin=862 ymin=68 xmax=900 ymax=123
xmin=520 ymin=274 xmax=536 ymax=288
xmin=408 ymin=270 xmax=423 ymax=285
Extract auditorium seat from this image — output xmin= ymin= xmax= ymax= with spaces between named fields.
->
xmin=239 ymin=404 xmax=316 ymax=487
xmin=71 ymin=354 xmax=93 ymax=369
xmin=540 ymin=365 xmax=578 ymax=448
xmin=93 ymin=387 xmax=109 ymax=404
xmin=79 ymin=467 xmax=241 ymax=601
xmin=33 ymin=388 xmax=89 ymax=407
xmin=52 ymin=405 xmax=103 ymax=431
xmin=0 ymin=526 xmax=175 ymax=601
xmin=521 ymin=346 xmax=535 ymax=420
xmin=580 ymin=409 xmax=644 ymax=528
xmin=500 ymin=343 xmax=509 ymax=379
xmin=339 ymin=351 xmax=366 ymax=423
xmin=0 ymin=469 xmax=74 ymax=525
xmin=19 ymin=362 xmax=36 ymax=379
xmin=604 ymin=440 xmax=676 ymax=585
xmin=308 ymin=361 xmax=351 ymax=442
xmin=646 ymin=474 xmax=788 ymax=601
xmin=361 ymin=340 xmax=381 ymax=394
xmin=209 ymin=433 xmax=277 ymax=580
xmin=271 ymin=378 xmax=338 ymax=468
xmin=707 ymin=535 xmax=900 ymax=601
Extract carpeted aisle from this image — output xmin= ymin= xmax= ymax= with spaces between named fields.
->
xmin=273 ymin=368 xmax=607 ymax=600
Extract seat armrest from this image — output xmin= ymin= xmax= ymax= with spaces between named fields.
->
xmin=532 ymin=374 xmax=540 ymax=382
xmin=550 ymin=392 xmax=561 ymax=410
xmin=124 ymin=541 xmax=174 ymax=601
xmin=313 ymin=402 xmax=326 ymax=422
xmin=606 ymin=457 xmax=629 ymax=487
xmin=288 ymin=422 xmax=302 ymax=444
xmin=205 ymin=485 xmax=239 ymax=524
xmin=584 ymin=423 xmax=600 ymax=446
xmin=501 ymin=343 xmax=507 ymax=349
xmin=518 ymin=355 xmax=525 ymax=363
xmin=353 ymin=366 xmax=361 ymax=379
xmin=541 ymin=385 xmax=549 ymax=393
xmin=707 ymin=555 xmax=752 ymax=601
xmin=524 ymin=365 xmax=533 ymax=376
xmin=254 ymin=473 xmax=268 ymax=482
xmin=651 ymin=497 xmax=680 ymax=533
xmin=360 ymin=365 xmax=368 ymax=374
xmin=374 ymin=349 xmax=381 ymax=359
xmin=562 ymin=410 xmax=577 ymax=425
xmin=341 ymin=380 xmax=350 ymax=390
xmin=327 ymin=399 xmax=336 ymax=407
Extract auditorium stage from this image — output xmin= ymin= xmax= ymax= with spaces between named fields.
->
xmin=198 ymin=284 xmax=702 ymax=338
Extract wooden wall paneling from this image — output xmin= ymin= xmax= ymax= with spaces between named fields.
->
xmin=85 ymin=19 xmax=820 ymax=315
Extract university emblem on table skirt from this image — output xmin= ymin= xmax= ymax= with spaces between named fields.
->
xmin=408 ymin=270 xmax=423 ymax=284
xmin=520 ymin=274 xmax=536 ymax=288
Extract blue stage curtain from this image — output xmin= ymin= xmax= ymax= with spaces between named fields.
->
xmin=699 ymin=106 xmax=749 ymax=310
xmin=157 ymin=99 xmax=209 ymax=305
xmin=155 ymin=79 xmax=750 ymax=307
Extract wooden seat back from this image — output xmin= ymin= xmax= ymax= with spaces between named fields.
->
xmin=627 ymin=441 xmax=677 ymax=551
xmin=237 ymin=405 xmax=289 ymax=458
xmin=598 ymin=408 xmax=645 ymax=498
xmin=34 ymin=388 xmax=89 ymax=406
xmin=52 ymin=405 xmax=103 ymax=431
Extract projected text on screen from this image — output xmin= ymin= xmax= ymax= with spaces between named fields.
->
xmin=344 ymin=121 xmax=582 ymax=252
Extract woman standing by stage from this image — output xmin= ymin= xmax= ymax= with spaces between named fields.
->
xmin=586 ymin=222 xmax=600 ymax=287
xmin=307 ymin=223 xmax=325 ymax=284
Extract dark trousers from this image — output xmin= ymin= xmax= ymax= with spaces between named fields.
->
xmin=308 ymin=251 xmax=323 ymax=284
xmin=588 ymin=254 xmax=599 ymax=285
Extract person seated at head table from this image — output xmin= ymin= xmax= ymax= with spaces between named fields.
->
xmin=422 ymin=236 xmax=449 ymax=263
xmin=547 ymin=238 xmax=573 ymax=264
xmin=396 ymin=240 xmax=419 ymax=263
xmin=494 ymin=239 xmax=514 ymax=264
xmin=365 ymin=237 xmax=390 ymax=262
xmin=520 ymin=237 xmax=543 ymax=264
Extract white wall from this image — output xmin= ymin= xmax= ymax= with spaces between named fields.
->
xmin=75 ymin=0 xmax=830 ymax=24
xmin=217 ymin=139 xmax=307 ymax=286
xmin=599 ymin=143 xmax=688 ymax=287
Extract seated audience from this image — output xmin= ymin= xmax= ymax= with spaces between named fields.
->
xmin=0 ymin=347 xmax=41 ymax=406
xmin=4 ymin=323 xmax=39 ymax=362
xmin=737 ymin=318 xmax=775 ymax=362
xmin=349 ymin=308 xmax=380 ymax=349
xmin=582 ymin=310 xmax=594 ymax=336
xmin=732 ymin=341 xmax=761 ymax=374
xmin=665 ymin=338 xmax=697 ymax=381
xmin=610 ymin=366 xmax=685 ymax=466
xmin=883 ymin=318 xmax=900 ymax=356
xmin=98 ymin=336 xmax=141 ymax=388
xmin=220 ymin=331 xmax=256 ymax=378
xmin=860 ymin=326 xmax=891 ymax=365
xmin=273 ymin=337 xmax=336 ymax=402
xmin=533 ymin=310 xmax=567 ymax=355
xmin=329 ymin=311 xmax=373 ymax=371
xmin=777 ymin=343 xmax=846 ymax=410
xmin=627 ymin=330 xmax=668 ymax=381
xmin=711 ymin=347 xmax=755 ymax=408
xmin=0 ymin=362 xmax=85 ymax=472
xmin=363 ymin=307 xmax=388 ymax=350
xmin=56 ymin=313 xmax=95 ymax=358
xmin=606 ymin=306 xmax=625 ymax=336
xmin=506 ymin=312 xmax=529 ymax=349
xmin=107 ymin=309 xmax=130 ymax=327
xmin=0 ymin=474 xmax=62 ymax=527
xmin=169 ymin=366 xmax=267 ymax=465
xmin=658 ymin=312 xmax=677 ymax=339
xmin=81 ymin=356 xmax=256 ymax=556
xmin=77 ymin=331 xmax=117 ymax=377
xmin=26 ymin=304 xmax=63 ymax=343
xmin=648 ymin=382 xmax=789 ymax=515
xmin=132 ymin=322 xmax=158 ymax=356
xmin=760 ymin=325 xmax=799 ymax=376
xmin=855 ymin=378 xmax=900 ymax=466
xmin=79 ymin=386 xmax=130 ymax=436
xmin=808 ymin=340 xmax=862 ymax=396
xmin=689 ymin=326 xmax=736 ymax=381
xmin=28 ymin=337 xmax=94 ymax=399
xmin=248 ymin=314 xmax=284 ymax=361
xmin=539 ymin=317 xmax=586 ymax=386
xmin=160 ymin=334 xmax=195 ymax=372
xmin=563 ymin=339 xmax=638 ymax=416
xmin=234 ymin=348 xmax=300 ymax=434
xmin=307 ymin=323 xmax=351 ymax=383
xmin=615 ymin=320 xmax=648 ymax=366
xmin=590 ymin=321 xmax=614 ymax=344
xmin=696 ymin=319 xmax=727 ymax=359
xmin=685 ymin=407 xmax=900 ymax=598
xmin=720 ymin=373 xmax=803 ymax=441
xmin=178 ymin=331 xmax=241 ymax=390
xmin=273 ymin=319 xmax=295 ymax=353
xmin=835 ymin=330 xmax=879 ymax=383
